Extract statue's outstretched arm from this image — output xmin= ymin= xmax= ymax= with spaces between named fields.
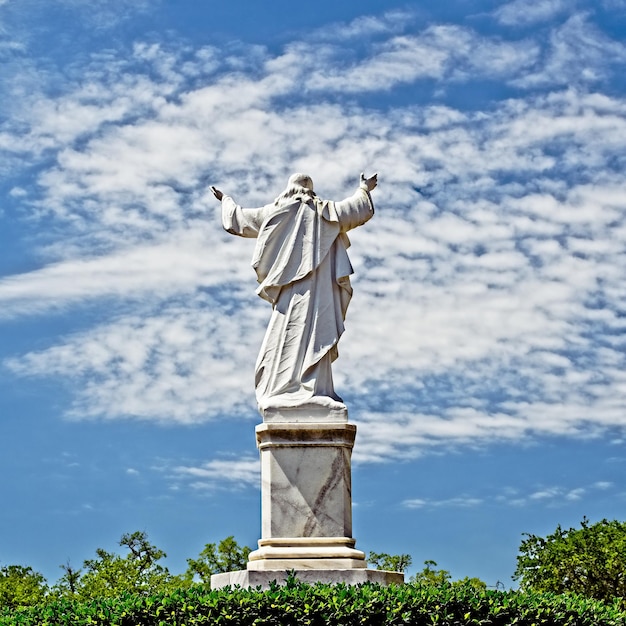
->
xmin=331 ymin=173 xmax=377 ymax=232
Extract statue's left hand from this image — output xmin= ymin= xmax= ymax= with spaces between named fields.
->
xmin=360 ymin=172 xmax=378 ymax=192
xmin=210 ymin=186 xmax=224 ymax=201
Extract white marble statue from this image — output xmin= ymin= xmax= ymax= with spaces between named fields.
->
xmin=211 ymin=172 xmax=376 ymax=417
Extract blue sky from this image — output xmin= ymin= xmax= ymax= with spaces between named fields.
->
xmin=1 ymin=0 xmax=626 ymax=588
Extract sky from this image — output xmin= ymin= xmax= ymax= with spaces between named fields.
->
xmin=1 ymin=0 xmax=625 ymax=588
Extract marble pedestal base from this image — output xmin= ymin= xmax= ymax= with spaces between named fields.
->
xmin=211 ymin=568 xmax=404 ymax=590
xmin=211 ymin=412 xmax=404 ymax=589
xmin=248 ymin=537 xmax=365 ymax=569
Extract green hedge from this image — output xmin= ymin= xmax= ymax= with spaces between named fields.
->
xmin=2 ymin=578 xmax=624 ymax=626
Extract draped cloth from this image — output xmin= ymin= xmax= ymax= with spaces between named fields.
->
xmin=222 ymin=187 xmax=374 ymax=416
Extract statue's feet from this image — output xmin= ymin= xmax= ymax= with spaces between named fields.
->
xmin=258 ymin=395 xmax=348 ymax=423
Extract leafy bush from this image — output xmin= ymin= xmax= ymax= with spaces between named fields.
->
xmin=1 ymin=577 xmax=624 ymax=626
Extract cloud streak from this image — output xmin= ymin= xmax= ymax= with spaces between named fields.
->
xmin=170 ymin=457 xmax=260 ymax=491
xmin=5 ymin=295 xmax=265 ymax=422
xmin=494 ymin=0 xmax=570 ymax=26
xmin=403 ymin=480 xmax=618 ymax=510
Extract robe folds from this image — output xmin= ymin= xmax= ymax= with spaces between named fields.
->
xmin=222 ymin=187 xmax=374 ymax=414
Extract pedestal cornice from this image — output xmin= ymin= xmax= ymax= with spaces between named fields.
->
xmin=256 ymin=422 xmax=357 ymax=449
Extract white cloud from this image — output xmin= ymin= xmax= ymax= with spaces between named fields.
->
xmin=494 ymin=0 xmax=571 ymax=26
xmin=511 ymin=14 xmax=626 ymax=88
xmin=171 ymin=457 xmax=260 ymax=490
xmin=299 ymin=25 xmax=538 ymax=93
xmin=5 ymin=0 xmax=159 ymax=30
xmin=317 ymin=10 xmax=415 ymax=40
xmin=407 ymin=481 xmax=617 ymax=510
xmin=4 ymin=295 xmax=266 ymax=423
xmin=529 ymin=487 xmax=561 ymax=500
xmin=594 ymin=481 xmax=613 ymax=490
xmin=402 ymin=497 xmax=483 ymax=509
xmin=0 ymin=228 xmax=251 ymax=317
xmin=518 ymin=483 xmax=618 ymax=506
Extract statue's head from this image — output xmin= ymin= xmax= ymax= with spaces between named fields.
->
xmin=287 ymin=173 xmax=314 ymax=191
xmin=275 ymin=173 xmax=316 ymax=206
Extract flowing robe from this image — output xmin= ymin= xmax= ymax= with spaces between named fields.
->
xmin=222 ymin=187 xmax=374 ymax=415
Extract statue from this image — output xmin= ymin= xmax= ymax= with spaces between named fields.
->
xmin=208 ymin=172 xmax=405 ymax=590
xmin=211 ymin=172 xmax=377 ymax=418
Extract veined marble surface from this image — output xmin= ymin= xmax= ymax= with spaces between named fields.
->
xmin=255 ymin=423 xmax=355 ymax=540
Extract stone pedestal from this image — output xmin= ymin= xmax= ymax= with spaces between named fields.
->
xmin=211 ymin=568 xmax=404 ymax=590
xmin=211 ymin=408 xmax=404 ymax=589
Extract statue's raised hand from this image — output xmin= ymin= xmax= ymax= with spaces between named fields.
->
xmin=360 ymin=172 xmax=378 ymax=192
xmin=210 ymin=186 xmax=224 ymax=201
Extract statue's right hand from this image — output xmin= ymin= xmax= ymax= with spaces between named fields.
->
xmin=360 ymin=172 xmax=378 ymax=192
xmin=210 ymin=186 xmax=224 ymax=201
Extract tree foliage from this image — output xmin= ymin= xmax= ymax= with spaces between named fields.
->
xmin=411 ymin=559 xmax=451 ymax=585
xmin=53 ymin=561 xmax=81 ymax=597
xmin=2 ymin=531 xmax=255 ymax=608
xmin=514 ymin=517 xmax=626 ymax=604
xmin=368 ymin=551 xmax=412 ymax=572
xmin=55 ymin=530 xmax=183 ymax=601
xmin=0 ymin=565 xmax=47 ymax=610
xmin=185 ymin=536 xmax=251 ymax=582
xmin=411 ymin=560 xmax=487 ymax=590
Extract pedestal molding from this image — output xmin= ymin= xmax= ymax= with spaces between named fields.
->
xmin=256 ymin=422 xmax=356 ymax=449
xmin=261 ymin=403 xmax=348 ymax=423
xmin=257 ymin=537 xmax=358 ymax=548
xmin=249 ymin=536 xmax=366 ymax=563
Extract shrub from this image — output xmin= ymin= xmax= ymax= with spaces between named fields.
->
xmin=1 ymin=577 xmax=624 ymax=626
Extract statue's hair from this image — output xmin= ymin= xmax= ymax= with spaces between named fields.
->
xmin=274 ymin=173 xmax=316 ymax=206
